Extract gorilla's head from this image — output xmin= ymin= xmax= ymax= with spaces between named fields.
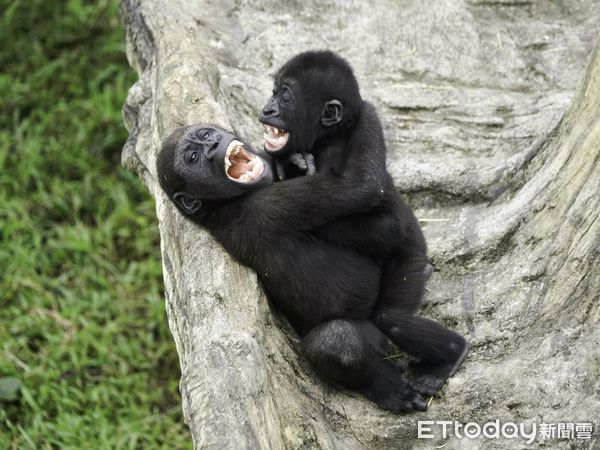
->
xmin=157 ymin=124 xmax=273 ymax=216
xmin=258 ymin=50 xmax=362 ymax=157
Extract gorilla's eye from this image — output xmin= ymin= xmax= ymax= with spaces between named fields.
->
xmin=281 ymin=86 xmax=293 ymax=102
xmin=194 ymin=128 xmax=213 ymax=141
xmin=185 ymin=151 xmax=199 ymax=164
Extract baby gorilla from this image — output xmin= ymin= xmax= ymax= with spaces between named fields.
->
xmin=258 ymin=51 xmax=468 ymax=396
xmin=157 ymin=124 xmax=429 ymax=413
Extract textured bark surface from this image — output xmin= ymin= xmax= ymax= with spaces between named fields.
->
xmin=119 ymin=1 xmax=600 ymax=448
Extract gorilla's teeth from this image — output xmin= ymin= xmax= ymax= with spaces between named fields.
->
xmin=225 ymin=140 xmax=244 ymax=172
xmin=264 ymin=126 xmax=275 ymax=138
xmin=225 ymin=140 xmax=265 ymax=183
xmin=263 ymin=125 xmax=288 ymax=139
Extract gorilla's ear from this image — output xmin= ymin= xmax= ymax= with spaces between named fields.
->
xmin=173 ymin=192 xmax=203 ymax=215
xmin=321 ymin=99 xmax=343 ymax=127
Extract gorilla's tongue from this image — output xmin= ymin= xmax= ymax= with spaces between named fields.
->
xmin=227 ymin=151 xmax=252 ymax=178
xmin=225 ymin=142 xmax=264 ymax=182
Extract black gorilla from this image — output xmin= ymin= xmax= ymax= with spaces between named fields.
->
xmin=156 ymin=53 xmax=466 ymax=414
xmin=259 ymin=51 xmax=467 ymax=396
xmin=158 ymin=124 xmax=430 ymax=412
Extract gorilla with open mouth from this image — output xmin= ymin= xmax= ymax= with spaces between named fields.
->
xmin=157 ymin=117 xmax=466 ymax=413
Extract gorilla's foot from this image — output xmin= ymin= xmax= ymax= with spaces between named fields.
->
xmin=409 ymin=342 xmax=468 ymax=396
xmin=361 ymin=365 xmax=427 ymax=413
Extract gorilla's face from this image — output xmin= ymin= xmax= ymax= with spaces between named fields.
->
xmin=258 ymin=51 xmax=361 ymax=158
xmin=157 ymin=124 xmax=273 ymax=215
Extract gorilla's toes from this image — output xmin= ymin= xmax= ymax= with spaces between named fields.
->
xmin=365 ymin=382 xmax=427 ymax=414
xmin=409 ymin=375 xmax=445 ymax=397
xmin=389 ymin=391 xmax=427 ymax=414
xmin=411 ymin=395 xmax=428 ymax=411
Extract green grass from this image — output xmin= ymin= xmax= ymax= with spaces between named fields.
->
xmin=0 ymin=0 xmax=191 ymax=447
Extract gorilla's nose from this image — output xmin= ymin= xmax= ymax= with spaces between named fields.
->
xmin=260 ymin=98 xmax=280 ymax=118
xmin=204 ymin=136 xmax=222 ymax=160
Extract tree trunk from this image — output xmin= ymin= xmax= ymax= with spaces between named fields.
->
xmin=119 ymin=0 xmax=599 ymax=448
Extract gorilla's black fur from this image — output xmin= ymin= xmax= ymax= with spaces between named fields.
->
xmin=157 ymin=51 xmax=467 ymax=413
xmin=259 ymin=51 xmax=467 ymax=399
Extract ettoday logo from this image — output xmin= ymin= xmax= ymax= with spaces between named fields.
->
xmin=417 ymin=420 xmax=594 ymax=444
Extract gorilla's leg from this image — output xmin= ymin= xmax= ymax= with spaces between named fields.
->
xmin=376 ymin=254 xmax=427 ymax=315
xmin=302 ymin=319 xmax=427 ymax=413
xmin=374 ymin=256 xmax=468 ymax=396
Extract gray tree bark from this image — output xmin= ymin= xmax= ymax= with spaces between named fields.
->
xmin=119 ymin=0 xmax=599 ymax=448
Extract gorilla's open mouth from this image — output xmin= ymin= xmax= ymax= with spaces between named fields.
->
xmin=224 ymin=140 xmax=265 ymax=183
xmin=263 ymin=125 xmax=289 ymax=152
